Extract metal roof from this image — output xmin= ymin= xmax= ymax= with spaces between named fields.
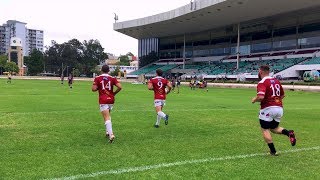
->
xmin=114 ymin=0 xmax=320 ymax=39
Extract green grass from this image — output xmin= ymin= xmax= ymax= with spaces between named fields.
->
xmin=0 ymin=79 xmax=319 ymax=179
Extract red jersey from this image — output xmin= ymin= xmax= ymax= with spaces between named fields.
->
xmin=257 ymin=77 xmax=284 ymax=109
xmin=93 ymin=74 xmax=119 ymax=104
xmin=149 ymin=76 xmax=169 ymax=100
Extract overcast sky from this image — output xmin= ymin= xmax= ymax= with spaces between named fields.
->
xmin=0 ymin=0 xmax=189 ymax=56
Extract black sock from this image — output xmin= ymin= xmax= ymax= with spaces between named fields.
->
xmin=282 ymin=129 xmax=289 ymax=137
xmin=268 ymin=143 xmax=276 ymax=153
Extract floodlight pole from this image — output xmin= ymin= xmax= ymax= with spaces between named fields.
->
xmin=236 ymin=23 xmax=240 ymax=70
xmin=183 ymin=34 xmax=186 ymax=70
xmin=114 ymin=13 xmax=118 ymax=23
xmin=60 ymin=44 xmax=67 ymax=76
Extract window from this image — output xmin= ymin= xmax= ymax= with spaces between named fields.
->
xmin=231 ymin=45 xmax=251 ymax=55
xmin=193 ymin=49 xmax=210 ymax=57
xmin=251 ymin=42 xmax=272 ymax=53
xmin=273 ymin=39 xmax=296 ymax=50
xmin=298 ymin=36 xmax=320 ymax=48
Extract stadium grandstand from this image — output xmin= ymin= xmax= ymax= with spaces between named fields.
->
xmin=114 ymin=0 xmax=320 ymax=80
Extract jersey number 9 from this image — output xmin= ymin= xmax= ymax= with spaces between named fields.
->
xmin=157 ymin=81 xmax=163 ymax=89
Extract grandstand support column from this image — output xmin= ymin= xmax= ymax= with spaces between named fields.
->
xmin=236 ymin=23 xmax=240 ymax=70
xmin=183 ymin=34 xmax=186 ymax=69
xmin=271 ymin=27 xmax=274 ymax=51
xmin=296 ymin=21 xmax=299 ymax=49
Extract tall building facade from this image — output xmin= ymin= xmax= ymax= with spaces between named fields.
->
xmin=27 ymin=29 xmax=44 ymax=54
xmin=0 ymin=20 xmax=43 ymax=56
xmin=0 ymin=25 xmax=10 ymax=54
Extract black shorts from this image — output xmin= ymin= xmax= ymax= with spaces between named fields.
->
xmin=260 ymin=119 xmax=279 ymax=129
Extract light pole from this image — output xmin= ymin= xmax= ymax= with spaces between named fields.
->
xmin=66 ymin=65 xmax=69 ymax=76
xmin=60 ymin=43 xmax=69 ymax=76
xmin=114 ymin=13 xmax=118 ymax=23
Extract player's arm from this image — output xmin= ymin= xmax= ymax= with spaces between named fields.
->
xmin=92 ymin=84 xmax=98 ymax=92
xmin=252 ymin=83 xmax=266 ymax=103
xmin=114 ymin=82 xmax=122 ymax=95
xmin=280 ymin=84 xmax=285 ymax=99
xmin=166 ymin=81 xmax=172 ymax=94
xmin=148 ymin=81 xmax=154 ymax=90
xmin=252 ymin=95 xmax=264 ymax=103
xmin=92 ymin=79 xmax=98 ymax=92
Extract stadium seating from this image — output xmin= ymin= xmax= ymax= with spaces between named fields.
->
xmin=301 ymin=57 xmax=320 ymax=65
xmin=190 ymin=58 xmax=305 ymax=75
xmin=168 ymin=59 xmax=271 ymax=76
xmin=129 ymin=65 xmax=162 ymax=75
xmin=130 ymin=51 xmax=313 ymax=76
xmin=147 ymin=64 xmax=178 ymax=74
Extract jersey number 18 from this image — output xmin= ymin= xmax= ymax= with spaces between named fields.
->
xmin=270 ymin=84 xmax=281 ymax=96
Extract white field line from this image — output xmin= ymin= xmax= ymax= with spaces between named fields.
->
xmin=48 ymin=146 xmax=320 ymax=180
xmin=0 ymin=107 xmax=318 ymax=115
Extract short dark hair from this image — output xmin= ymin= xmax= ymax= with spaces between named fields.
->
xmin=156 ymin=69 xmax=163 ymax=76
xmin=259 ymin=65 xmax=270 ymax=72
xmin=101 ymin=65 xmax=110 ymax=73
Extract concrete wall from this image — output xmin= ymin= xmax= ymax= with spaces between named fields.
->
xmin=193 ymin=56 xmax=225 ymax=62
xmin=275 ymin=64 xmax=320 ymax=78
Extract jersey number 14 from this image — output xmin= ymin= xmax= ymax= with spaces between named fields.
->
xmin=101 ymin=80 xmax=111 ymax=90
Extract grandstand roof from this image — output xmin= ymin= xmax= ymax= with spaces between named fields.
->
xmin=114 ymin=0 xmax=320 ymax=39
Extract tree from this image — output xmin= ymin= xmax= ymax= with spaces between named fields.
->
xmin=44 ymin=39 xmax=83 ymax=75
xmin=117 ymin=55 xmax=130 ymax=66
xmin=44 ymin=41 xmax=62 ymax=74
xmin=82 ymin=39 xmax=108 ymax=76
xmin=25 ymin=49 xmax=44 ymax=75
xmin=73 ymin=69 xmax=81 ymax=77
xmin=116 ymin=52 xmax=135 ymax=66
xmin=0 ymin=55 xmax=8 ymax=75
xmin=44 ymin=38 xmax=108 ymax=77
xmin=126 ymin=52 xmax=134 ymax=57
xmin=110 ymin=66 xmax=121 ymax=76
xmin=4 ymin=62 xmax=19 ymax=73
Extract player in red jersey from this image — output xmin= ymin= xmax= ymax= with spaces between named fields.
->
xmin=148 ymin=69 xmax=172 ymax=128
xmin=68 ymin=73 xmax=73 ymax=88
xmin=92 ymin=65 xmax=122 ymax=143
xmin=252 ymin=65 xmax=296 ymax=156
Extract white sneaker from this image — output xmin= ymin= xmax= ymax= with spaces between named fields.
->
xmin=109 ymin=134 xmax=115 ymax=143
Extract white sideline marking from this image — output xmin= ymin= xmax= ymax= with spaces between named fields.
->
xmin=48 ymin=146 xmax=320 ymax=180
xmin=1 ymin=107 xmax=317 ymax=115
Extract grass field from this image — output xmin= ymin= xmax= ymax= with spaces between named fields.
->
xmin=0 ymin=79 xmax=319 ymax=179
